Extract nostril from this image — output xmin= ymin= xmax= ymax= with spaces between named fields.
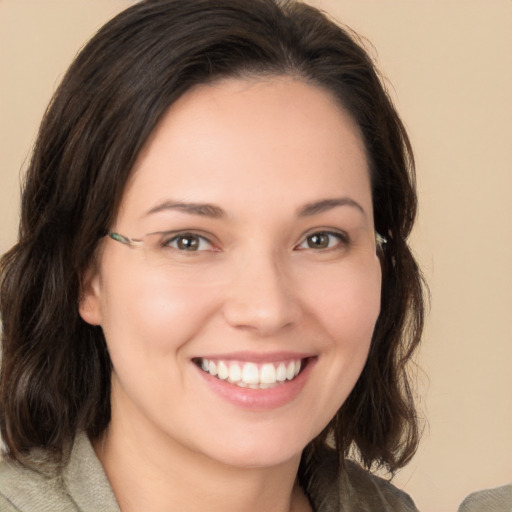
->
xmin=222 ymin=293 xmax=302 ymax=336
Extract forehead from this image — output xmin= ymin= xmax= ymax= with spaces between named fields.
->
xmin=119 ymin=76 xmax=372 ymax=222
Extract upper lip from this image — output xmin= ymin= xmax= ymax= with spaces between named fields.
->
xmin=192 ymin=351 xmax=314 ymax=363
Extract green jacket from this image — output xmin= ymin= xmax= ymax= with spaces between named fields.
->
xmin=0 ymin=433 xmax=419 ymax=511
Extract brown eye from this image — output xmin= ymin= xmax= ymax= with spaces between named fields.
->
xmin=177 ymin=235 xmax=199 ymax=251
xmin=297 ymin=231 xmax=347 ymax=251
xmin=307 ymin=233 xmax=330 ymax=249
xmin=165 ymin=233 xmax=213 ymax=251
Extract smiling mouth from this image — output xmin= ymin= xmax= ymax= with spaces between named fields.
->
xmin=193 ymin=357 xmax=310 ymax=389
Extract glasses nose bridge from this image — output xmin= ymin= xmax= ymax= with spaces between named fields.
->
xmin=222 ymin=244 xmax=301 ymax=335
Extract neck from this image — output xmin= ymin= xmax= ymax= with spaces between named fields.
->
xmin=94 ymin=413 xmax=311 ymax=512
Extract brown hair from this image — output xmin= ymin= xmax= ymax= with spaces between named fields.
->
xmin=0 ymin=0 xmax=424 ymax=474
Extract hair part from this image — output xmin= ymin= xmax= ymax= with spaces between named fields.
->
xmin=1 ymin=0 xmax=425 ymax=474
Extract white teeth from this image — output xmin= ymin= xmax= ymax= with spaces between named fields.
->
xmin=198 ymin=358 xmax=304 ymax=388
xmin=276 ymin=363 xmax=287 ymax=382
xmin=260 ymin=363 xmax=276 ymax=384
xmin=242 ymin=363 xmax=259 ymax=384
xmin=208 ymin=360 xmax=217 ymax=376
xmin=217 ymin=361 xmax=229 ymax=380
xmin=228 ymin=364 xmax=242 ymax=382
xmin=286 ymin=361 xmax=295 ymax=380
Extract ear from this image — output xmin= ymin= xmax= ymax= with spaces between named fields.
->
xmin=79 ymin=264 xmax=103 ymax=326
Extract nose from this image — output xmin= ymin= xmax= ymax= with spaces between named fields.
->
xmin=222 ymin=249 xmax=302 ymax=336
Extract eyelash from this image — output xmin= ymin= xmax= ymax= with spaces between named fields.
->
xmin=160 ymin=230 xmax=349 ymax=253
xmin=162 ymin=232 xmax=216 ymax=252
xmin=295 ymin=231 xmax=349 ymax=251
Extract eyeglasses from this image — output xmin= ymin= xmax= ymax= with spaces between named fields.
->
xmin=106 ymin=228 xmax=387 ymax=287
xmin=108 ymin=231 xmax=219 ymax=253
xmin=107 ymin=230 xmax=387 ymax=258
xmin=375 ymin=233 xmax=387 ymax=248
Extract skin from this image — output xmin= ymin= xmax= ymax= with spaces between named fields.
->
xmin=80 ymin=76 xmax=382 ymax=512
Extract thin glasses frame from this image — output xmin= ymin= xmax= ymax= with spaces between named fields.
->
xmin=107 ymin=231 xmax=387 ymax=250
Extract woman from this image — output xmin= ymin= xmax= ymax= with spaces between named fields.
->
xmin=0 ymin=1 xmax=425 ymax=511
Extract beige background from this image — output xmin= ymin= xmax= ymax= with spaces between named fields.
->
xmin=1 ymin=1 xmax=511 ymax=511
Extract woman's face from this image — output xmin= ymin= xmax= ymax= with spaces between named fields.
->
xmin=80 ymin=77 xmax=382 ymax=468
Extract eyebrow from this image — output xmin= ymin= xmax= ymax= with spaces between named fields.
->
xmin=144 ymin=196 xmax=366 ymax=219
xmin=297 ymin=197 xmax=366 ymax=217
xmin=145 ymin=201 xmax=226 ymax=218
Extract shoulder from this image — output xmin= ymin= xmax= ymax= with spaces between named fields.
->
xmin=301 ymin=445 xmax=419 ymax=512
xmin=0 ymin=433 xmax=119 ymax=512
xmin=342 ymin=460 xmax=419 ymax=511
xmin=0 ymin=455 xmax=76 ymax=512
xmin=457 ymin=484 xmax=512 ymax=512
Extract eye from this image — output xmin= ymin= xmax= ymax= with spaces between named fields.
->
xmin=296 ymin=231 xmax=348 ymax=251
xmin=164 ymin=233 xmax=214 ymax=252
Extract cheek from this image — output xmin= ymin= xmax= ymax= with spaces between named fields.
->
xmin=305 ymin=262 xmax=382 ymax=346
xmin=294 ymin=265 xmax=381 ymax=438
xmin=99 ymin=268 xmax=222 ymax=357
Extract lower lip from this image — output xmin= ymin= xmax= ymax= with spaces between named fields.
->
xmin=195 ymin=358 xmax=315 ymax=411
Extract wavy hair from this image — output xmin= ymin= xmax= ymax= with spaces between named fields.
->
xmin=0 ymin=0 xmax=424 ymax=473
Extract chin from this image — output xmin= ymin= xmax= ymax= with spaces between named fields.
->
xmin=188 ymin=426 xmax=314 ymax=470
xmin=209 ymin=445 xmax=303 ymax=470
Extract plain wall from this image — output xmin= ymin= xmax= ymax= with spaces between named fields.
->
xmin=1 ymin=1 xmax=511 ymax=511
